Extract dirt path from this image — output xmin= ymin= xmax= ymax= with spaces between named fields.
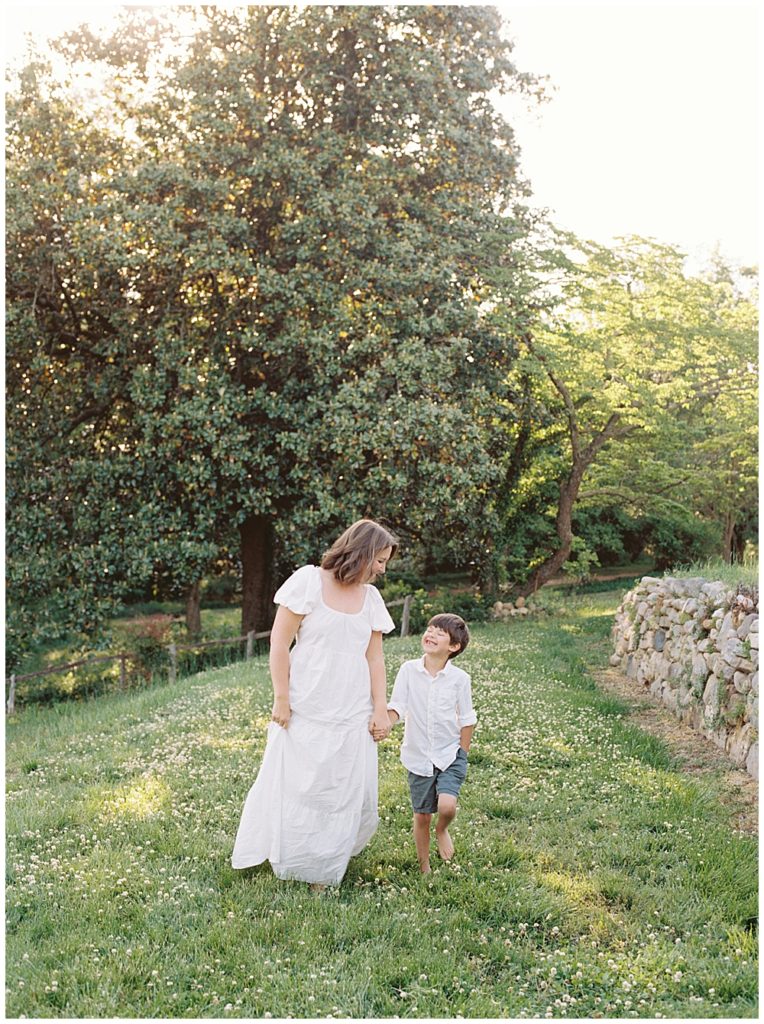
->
xmin=593 ymin=666 xmax=758 ymax=835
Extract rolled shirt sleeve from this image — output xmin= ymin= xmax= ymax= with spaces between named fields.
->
xmin=457 ymin=675 xmax=478 ymax=728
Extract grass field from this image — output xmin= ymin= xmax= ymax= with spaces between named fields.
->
xmin=5 ymin=591 xmax=758 ymax=1018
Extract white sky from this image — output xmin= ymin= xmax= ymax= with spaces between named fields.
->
xmin=3 ymin=1 xmax=760 ymax=266
xmin=497 ymin=2 xmax=759 ymax=268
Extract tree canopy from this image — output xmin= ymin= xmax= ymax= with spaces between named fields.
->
xmin=497 ymin=234 xmax=758 ymax=592
xmin=6 ymin=8 xmax=757 ymax=671
xmin=6 ymin=5 xmax=542 ymax=665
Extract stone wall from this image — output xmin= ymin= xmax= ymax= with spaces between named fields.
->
xmin=611 ymin=576 xmax=758 ymax=779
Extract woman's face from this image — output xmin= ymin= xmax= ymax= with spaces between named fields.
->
xmin=366 ymin=546 xmax=393 ymax=583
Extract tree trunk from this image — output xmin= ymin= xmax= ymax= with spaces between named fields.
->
xmin=515 ymin=462 xmax=583 ymax=598
xmin=185 ymin=580 xmax=202 ymax=637
xmin=722 ymin=512 xmax=735 ymax=564
xmin=732 ymin=522 xmax=747 ymax=564
xmin=240 ymin=514 xmax=274 ymax=634
xmin=510 ymin=342 xmax=636 ymax=600
xmin=513 ymin=414 xmax=633 ymax=598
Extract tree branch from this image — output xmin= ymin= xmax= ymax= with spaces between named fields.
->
xmin=578 ymin=477 xmax=688 ymax=501
xmin=523 ymin=333 xmax=580 ymax=459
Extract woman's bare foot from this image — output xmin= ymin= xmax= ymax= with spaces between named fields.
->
xmin=435 ymin=827 xmax=454 ymax=861
xmin=309 ymin=883 xmax=327 ymax=893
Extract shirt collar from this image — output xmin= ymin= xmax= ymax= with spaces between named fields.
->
xmin=416 ymin=655 xmax=452 ymax=679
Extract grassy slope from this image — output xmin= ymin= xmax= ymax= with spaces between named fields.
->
xmin=5 ymin=593 xmax=757 ymax=1018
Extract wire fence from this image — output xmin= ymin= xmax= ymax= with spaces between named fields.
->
xmin=6 ymin=595 xmax=414 ymax=714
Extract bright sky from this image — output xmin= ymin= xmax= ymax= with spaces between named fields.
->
xmin=496 ymin=1 xmax=759 ymax=268
xmin=3 ymin=1 xmax=759 ymax=267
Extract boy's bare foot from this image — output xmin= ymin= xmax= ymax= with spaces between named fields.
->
xmin=419 ymin=861 xmax=431 ymax=874
xmin=436 ymin=827 xmax=454 ymax=861
xmin=309 ymin=883 xmax=327 ymax=893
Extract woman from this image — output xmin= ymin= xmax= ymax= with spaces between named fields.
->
xmin=231 ymin=518 xmax=398 ymax=886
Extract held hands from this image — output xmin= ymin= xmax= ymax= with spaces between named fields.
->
xmin=271 ymin=695 xmax=291 ymax=729
xmin=369 ymin=709 xmax=391 ymax=743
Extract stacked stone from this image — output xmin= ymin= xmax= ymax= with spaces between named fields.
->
xmin=492 ymin=595 xmax=533 ymax=621
xmin=611 ymin=576 xmax=758 ymax=779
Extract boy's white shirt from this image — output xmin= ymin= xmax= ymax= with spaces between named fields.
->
xmin=388 ymin=656 xmax=477 ymax=776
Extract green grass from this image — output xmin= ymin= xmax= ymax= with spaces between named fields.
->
xmin=668 ymin=556 xmax=759 ymax=589
xmin=6 ymin=593 xmax=758 ymax=1018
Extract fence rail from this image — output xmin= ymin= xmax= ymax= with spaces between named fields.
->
xmin=6 ymin=653 xmax=129 ymax=714
xmin=6 ymin=593 xmax=414 ymax=714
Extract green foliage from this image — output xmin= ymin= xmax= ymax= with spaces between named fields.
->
xmin=419 ymin=587 xmax=493 ymax=630
xmin=572 ymin=505 xmax=647 ymax=565
xmin=497 ymin=235 xmax=758 ymax=589
xmin=561 ymin=536 xmax=601 ymax=583
xmin=15 ymin=659 xmax=123 ymax=707
xmin=10 ymin=605 xmax=269 ymax=709
xmin=379 ymin=578 xmax=492 ymax=636
xmin=6 ymin=5 xmax=541 ymax=660
xmin=201 ymin=573 xmax=241 ymax=607
xmin=381 ymin=565 xmax=428 ymax=591
xmin=724 ymin=696 xmax=747 ymax=727
xmin=642 ymin=509 xmax=719 ymax=572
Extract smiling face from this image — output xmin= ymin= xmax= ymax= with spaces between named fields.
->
xmin=421 ymin=623 xmax=460 ymax=660
xmin=365 ymin=546 xmax=393 ymax=583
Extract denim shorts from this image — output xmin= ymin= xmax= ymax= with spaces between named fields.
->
xmin=407 ymin=748 xmax=468 ymax=814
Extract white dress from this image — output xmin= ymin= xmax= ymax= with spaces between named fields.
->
xmin=231 ymin=564 xmax=395 ymax=885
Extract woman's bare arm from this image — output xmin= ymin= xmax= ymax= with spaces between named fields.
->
xmin=269 ymin=605 xmax=303 ymax=728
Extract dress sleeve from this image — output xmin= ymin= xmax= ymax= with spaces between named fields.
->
xmin=273 ymin=565 xmax=321 ymax=615
xmin=367 ymin=585 xmax=396 ymax=634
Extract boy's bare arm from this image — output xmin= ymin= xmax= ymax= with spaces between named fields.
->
xmin=459 ymin=724 xmax=475 ymax=752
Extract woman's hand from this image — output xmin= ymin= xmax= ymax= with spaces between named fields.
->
xmin=369 ymin=709 xmax=391 ymax=743
xmin=272 ymin=695 xmax=291 ymax=729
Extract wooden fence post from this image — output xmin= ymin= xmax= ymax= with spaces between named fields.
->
xmin=401 ymin=594 xmax=413 ymax=638
xmin=168 ymin=644 xmax=177 ymax=685
xmin=119 ymin=655 xmax=127 ymax=689
xmin=246 ymin=631 xmax=254 ymax=659
xmin=7 ymin=675 xmax=16 ymax=715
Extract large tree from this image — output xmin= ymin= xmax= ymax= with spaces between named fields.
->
xmin=6 ymin=5 xmax=541 ymax=664
xmin=498 ymin=235 xmax=758 ymax=594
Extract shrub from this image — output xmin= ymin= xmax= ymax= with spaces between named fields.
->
xmin=416 ymin=587 xmax=493 ymax=631
xmin=121 ymin=615 xmax=177 ymax=680
xmin=572 ymin=505 xmax=647 ymax=565
xmin=561 ymin=536 xmax=601 ymax=583
xmin=378 ymin=580 xmax=492 ymax=635
xmin=202 ymin=573 xmax=240 ymax=605
xmin=17 ymin=659 xmax=122 ymax=706
xmin=643 ymin=511 xmax=719 ymax=571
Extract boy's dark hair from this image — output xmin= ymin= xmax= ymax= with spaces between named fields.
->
xmin=428 ymin=613 xmax=470 ymax=659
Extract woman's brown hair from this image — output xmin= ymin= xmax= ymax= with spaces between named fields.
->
xmin=321 ymin=519 xmax=398 ymax=585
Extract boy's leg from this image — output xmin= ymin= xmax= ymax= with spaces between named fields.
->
xmin=435 ymin=794 xmax=457 ymax=860
xmin=413 ymin=813 xmax=433 ymax=873
xmin=408 ymin=771 xmax=438 ymax=874
xmin=434 ymin=749 xmax=467 ymax=861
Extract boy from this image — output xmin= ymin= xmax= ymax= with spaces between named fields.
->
xmin=387 ymin=613 xmax=477 ymax=874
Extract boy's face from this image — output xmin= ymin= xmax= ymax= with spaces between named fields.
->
xmin=422 ymin=624 xmax=460 ymax=659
